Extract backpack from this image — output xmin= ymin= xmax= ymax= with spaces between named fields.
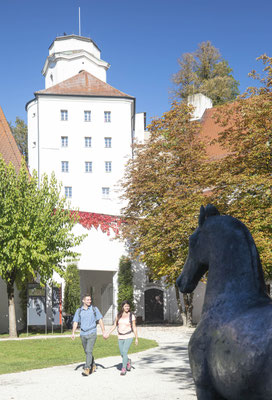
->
xmin=117 ymin=312 xmax=134 ymax=335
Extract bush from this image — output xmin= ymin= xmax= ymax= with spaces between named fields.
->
xmin=117 ymin=256 xmax=134 ymax=311
xmin=63 ymin=264 xmax=81 ymax=315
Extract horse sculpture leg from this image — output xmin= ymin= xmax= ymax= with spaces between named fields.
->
xmin=195 ymin=386 xmax=226 ymax=400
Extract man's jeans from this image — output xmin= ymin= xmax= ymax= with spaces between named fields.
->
xmin=81 ymin=333 xmax=97 ymax=369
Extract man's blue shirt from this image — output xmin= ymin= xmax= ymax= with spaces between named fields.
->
xmin=73 ymin=306 xmax=102 ymax=336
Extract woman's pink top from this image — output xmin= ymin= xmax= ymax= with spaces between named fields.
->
xmin=117 ymin=313 xmax=136 ymax=340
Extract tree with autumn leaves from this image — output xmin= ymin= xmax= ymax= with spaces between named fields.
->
xmin=172 ymin=41 xmax=239 ymax=106
xmin=207 ymin=55 xmax=272 ymax=278
xmin=120 ymin=102 xmax=209 ymax=326
xmin=120 ymin=55 xmax=271 ymax=326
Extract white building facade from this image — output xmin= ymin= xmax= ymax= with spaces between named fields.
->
xmin=26 ymin=35 xmax=204 ymax=327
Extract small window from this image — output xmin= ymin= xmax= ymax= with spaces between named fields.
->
xmin=85 ymin=137 xmax=92 ymax=147
xmin=61 ymin=161 xmax=69 ymax=173
xmin=105 ymin=161 xmax=112 ymax=173
xmin=61 ymin=136 xmax=68 ymax=147
xmin=105 ymin=137 xmax=112 ymax=148
xmin=102 ymin=187 xmax=110 ymax=198
xmin=84 ymin=111 xmax=91 ymax=122
xmin=104 ymin=111 xmax=111 ymax=123
xmin=64 ymin=186 xmax=72 ymax=198
xmin=85 ymin=161 xmax=92 ymax=173
xmin=61 ymin=110 xmax=68 ymax=121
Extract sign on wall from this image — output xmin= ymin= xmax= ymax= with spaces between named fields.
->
xmin=52 ymin=285 xmax=62 ymax=325
xmin=27 ymin=283 xmax=46 ymax=326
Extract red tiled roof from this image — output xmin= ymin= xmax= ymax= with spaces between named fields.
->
xmin=199 ymin=107 xmax=228 ymax=160
xmin=0 ymin=106 xmax=23 ymax=173
xmin=36 ymin=70 xmax=134 ymax=98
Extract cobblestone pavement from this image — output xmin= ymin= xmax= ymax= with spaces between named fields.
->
xmin=0 ymin=326 xmax=196 ymax=400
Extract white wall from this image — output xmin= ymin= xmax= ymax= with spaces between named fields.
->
xmin=188 ymin=93 xmax=212 ymax=121
xmin=73 ymin=224 xmax=126 ymax=272
xmin=49 ymin=37 xmax=101 ymax=59
xmin=27 ymin=95 xmax=134 ymax=215
xmin=45 ymin=55 xmax=108 ymax=88
xmin=135 ymin=112 xmax=149 ymax=143
xmin=132 ymin=259 xmax=205 ymax=324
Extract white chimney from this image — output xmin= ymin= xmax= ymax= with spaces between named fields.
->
xmin=188 ymin=93 xmax=213 ymax=120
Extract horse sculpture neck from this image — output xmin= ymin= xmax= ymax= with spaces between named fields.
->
xmin=202 ymin=215 xmax=268 ymax=315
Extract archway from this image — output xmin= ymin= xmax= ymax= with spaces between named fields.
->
xmin=144 ymin=288 xmax=164 ymax=322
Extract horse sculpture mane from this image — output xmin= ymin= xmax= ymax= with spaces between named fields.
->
xmin=177 ymin=204 xmax=272 ymax=400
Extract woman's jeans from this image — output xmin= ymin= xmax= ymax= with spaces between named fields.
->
xmin=81 ymin=333 xmax=97 ymax=369
xmin=118 ymin=338 xmax=133 ymax=368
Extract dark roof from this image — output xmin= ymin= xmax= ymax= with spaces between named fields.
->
xmin=35 ymin=70 xmax=134 ymax=99
xmin=199 ymin=107 xmax=228 ymax=161
xmin=0 ymin=106 xmax=23 ymax=173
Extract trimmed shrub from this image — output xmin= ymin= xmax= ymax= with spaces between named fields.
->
xmin=63 ymin=264 xmax=81 ymax=315
xmin=117 ymin=256 xmax=134 ymax=311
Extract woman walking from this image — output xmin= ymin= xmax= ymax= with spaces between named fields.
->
xmin=106 ymin=300 xmax=138 ymax=375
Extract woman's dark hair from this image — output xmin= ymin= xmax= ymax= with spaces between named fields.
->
xmin=117 ymin=300 xmax=131 ymax=321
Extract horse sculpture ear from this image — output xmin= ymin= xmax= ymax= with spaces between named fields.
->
xmin=199 ymin=204 xmax=220 ymax=227
xmin=205 ymin=204 xmax=220 ymax=218
xmin=199 ymin=205 xmax=206 ymax=226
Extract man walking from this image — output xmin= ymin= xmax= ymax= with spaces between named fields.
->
xmin=72 ymin=294 xmax=106 ymax=376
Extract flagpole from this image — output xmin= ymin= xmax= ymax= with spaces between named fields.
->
xmin=79 ymin=7 xmax=81 ymax=36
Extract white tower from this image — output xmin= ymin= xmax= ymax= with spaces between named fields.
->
xmin=42 ymin=35 xmax=110 ymax=88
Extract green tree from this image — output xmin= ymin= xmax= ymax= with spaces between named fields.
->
xmin=120 ymin=102 xmax=209 ymax=326
xmin=0 ymin=158 xmax=85 ymax=337
xmin=10 ymin=117 xmax=28 ymax=162
xmin=63 ymin=264 xmax=81 ymax=315
xmin=117 ymin=256 xmax=134 ymax=311
xmin=172 ymin=41 xmax=239 ymax=105
xmin=207 ymin=54 xmax=272 ymax=278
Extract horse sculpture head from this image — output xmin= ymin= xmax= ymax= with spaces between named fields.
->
xmin=176 ymin=204 xmax=220 ymax=293
xmin=176 ymin=204 xmax=266 ymax=298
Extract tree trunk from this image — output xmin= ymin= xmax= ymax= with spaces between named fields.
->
xmin=7 ymin=282 xmax=17 ymax=338
xmin=175 ymin=283 xmax=185 ymax=325
xmin=183 ymin=292 xmax=194 ymax=327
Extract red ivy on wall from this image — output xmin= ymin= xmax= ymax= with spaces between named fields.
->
xmin=70 ymin=210 xmax=122 ymax=236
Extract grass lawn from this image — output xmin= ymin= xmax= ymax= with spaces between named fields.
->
xmin=0 ymin=335 xmax=158 ymax=375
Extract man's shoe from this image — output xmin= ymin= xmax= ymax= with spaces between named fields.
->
xmin=120 ymin=367 xmax=127 ymax=376
xmin=126 ymin=359 xmax=131 ymax=371
xmin=92 ymin=363 xmax=96 ymax=373
xmin=82 ymin=368 xmax=90 ymax=376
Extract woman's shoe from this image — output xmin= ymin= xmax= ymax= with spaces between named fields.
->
xmin=120 ymin=367 xmax=127 ymax=375
xmin=126 ymin=359 xmax=131 ymax=371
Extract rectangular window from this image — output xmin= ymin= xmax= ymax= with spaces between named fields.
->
xmin=85 ymin=161 xmax=92 ymax=173
xmin=64 ymin=186 xmax=72 ymax=198
xmin=104 ymin=111 xmax=111 ymax=123
xmin=61 ymin=110 xmax=68 ymax=121
xmin=84 ymin=111 xmax=91 ymax=122
xmin=85 ymin=137 xmax=92 ymax=147
xmin=104 ymin=137 xmax=112 ymax=148
xmin=102 ymin=187 xmax=110 ymax=198
xmin=105 ymin=161 xmax=112 ymax=172
xmin=61 ymin=161 xmax=69 ymax=173
xmin=61 ymin=136 xmax=68 ymax=147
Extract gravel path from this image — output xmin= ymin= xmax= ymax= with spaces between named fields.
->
xmin=0 ymin=326 xmax=196 ymax=400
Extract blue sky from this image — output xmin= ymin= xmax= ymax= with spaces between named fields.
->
xmin=0 ymin=0 xmax=271 ymax=125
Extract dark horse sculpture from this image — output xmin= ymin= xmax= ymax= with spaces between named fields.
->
xmin=177 ymin=204 xmax=272 ymax=400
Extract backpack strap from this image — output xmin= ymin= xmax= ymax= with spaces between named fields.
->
xmin=92 ymin=305 xmax=97 ymax=320
xmin=77 ymin=306 xmax=97 ymax=324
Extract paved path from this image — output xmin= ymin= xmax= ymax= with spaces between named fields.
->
xmin=0 ymin=326 xmax=196 ymax=400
